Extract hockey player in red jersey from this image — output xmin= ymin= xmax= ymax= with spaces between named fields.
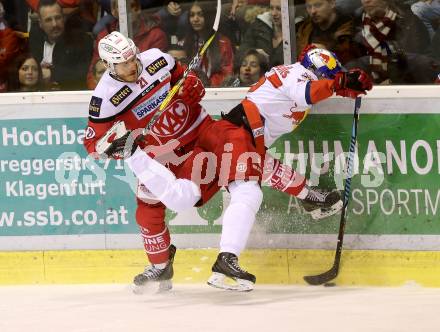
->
xmin=83 ymin=31 xmax=209 ymax=292
xmin=116 ymin=45 xmax=373 ymax=291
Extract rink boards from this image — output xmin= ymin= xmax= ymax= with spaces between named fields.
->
xmin=1 ymin=86 xmax=440 ymax=286
xmin=2 ymin=248 xmax=440 ymax=287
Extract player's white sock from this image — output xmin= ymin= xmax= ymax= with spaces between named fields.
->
xmin=220 ymin=181 xmax=263 ymax=256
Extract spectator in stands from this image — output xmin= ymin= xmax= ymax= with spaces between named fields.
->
xmin=167 ymin=43 xmax=189 ymax=65
xmin=93 ymin=1 xmax=116 ymax=37
xmin=87 ymin=0 xmax=168 ymax=89
xmin=220 ymin=0 xmax=268 ymax=49
xmin=411 ymin=0 xmax=440 ymax=39
xmin=167 ymin=42 xmax=211 ymax=85
xmin=156 ymin=1 xmax=190 ymax=44
xmin=335 ymin=0 xmax=361 ymax=15
xmin=26 ymin=0 xmax=97 ymax=32
xmin=3 ymin=0 xmax=33 ymax=33
xmin=346 ymin=0 xmax=433 ymax=84
xmin=29 ymin=0 xmax=93 ymax=90
xmin=0 ymin=1 xmax=7 ymax=29
xmin=89 ymin=59 xmax=107 ymax=89
xmin=62 ymin=0 xmax=98 ymax=33
xmin=0 ymin=3 xmax=27 ymax=92
xmin=99 ymin=0 xmax=163 ymax=11
xmin=166 ymin=43 xmax=214 ymax=86
xmin=6 ymin=53 xmax=45 ymax=92
xmin=429 ymin=28 xmax=440 ymax=61
xmin=219 ymin=0 xmax=243 ymax=49
xmin=239 ymin=0 xmax=283 ymax=67
xmin=222 ymin=48 xmax=269 ymax=87
xmin=296 ymin=0 xmax=358 ymax=65
xmin=182 ymin=0 xmax=234 ymax=87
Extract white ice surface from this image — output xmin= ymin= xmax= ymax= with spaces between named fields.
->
xmin=1 ymin=284 xmax=440 ymax=332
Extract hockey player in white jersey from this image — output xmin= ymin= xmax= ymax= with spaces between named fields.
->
xmin=222 ymin=45 xmax=373 ymax=220
xmin=207 ymin=46 xmax=372 ymax=290
xmin=118 ymin=45 xmax=373 ymax=291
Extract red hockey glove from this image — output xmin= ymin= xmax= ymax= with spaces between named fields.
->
xmin=435 ymin=73 xmax=440 ymax=84
xmin=178 ymin=72 xmax=205 ymax=106
xmin=334 ymin=68 xmax=373 ymax=99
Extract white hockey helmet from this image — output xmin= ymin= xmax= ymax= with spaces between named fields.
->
xmin=300 ymin=45 xmax=342 ymax=79
xmin=98 ymin=31 xmax=138 ymax=74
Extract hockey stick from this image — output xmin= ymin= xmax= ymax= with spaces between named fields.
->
xmin=142 ymin=0 xmax=221 ymax=136
xmin=303 ymin=96 xmax=362 ymax=286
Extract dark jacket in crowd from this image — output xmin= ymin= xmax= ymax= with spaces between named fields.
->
xmin=239 ymin=11 xmax=283 ymax=67
xmin=29 ymin=21 xmax=93 ymax=90
xmin=430 ymin=29 xmax=440 ymax=61
xmin=296 ymin=12 xmax=358 ymax=65
xmin=353 ymin=2 xmax=430 ymax=56
xmin=346 ymin=2 xmax=435 ymax=84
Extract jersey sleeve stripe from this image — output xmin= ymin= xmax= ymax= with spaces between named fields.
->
xmin=305 ymin=81 xmax=312 ymax=105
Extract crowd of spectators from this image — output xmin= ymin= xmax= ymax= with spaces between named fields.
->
xmin=1 ymin=0 xmax=439 ymax=93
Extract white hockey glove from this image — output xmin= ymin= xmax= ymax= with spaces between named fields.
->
xmin=95 ymin=121 xmax=142 ymax=159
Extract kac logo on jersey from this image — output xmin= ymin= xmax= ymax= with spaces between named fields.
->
xmin=110 ymin=85 xmax=133 ymax=106
xmin=152 ymin=101 xmax=190 ymax=137
xmin=147 ymin=57 xmax=168 ymax=75
xmin=132 ymin=89 xmax=168 ymax=120
xmin=89 ymin=96 xmax=103 ymax=117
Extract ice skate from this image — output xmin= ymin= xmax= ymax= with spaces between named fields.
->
xmin=300 ymin=187 xmax=343 ymax=220
xmin=207 ymin=252 xmax=256 ymax=292
xmin=132 ymin=244 xmax=176 ymax=294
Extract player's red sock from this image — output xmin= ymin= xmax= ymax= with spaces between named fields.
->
xmin=139 ymin=224 xmax=171 ymax=264
xmin=264 ymin=157 xmax=307 ymax=197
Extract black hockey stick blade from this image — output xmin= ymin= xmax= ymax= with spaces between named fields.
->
xmin=303 ymin=213 xmax=344 ymax=286
xmin=303 ymin=97 xmax=362 ymax=286
xmin=303 ymin=266 xmax=338 ymax=285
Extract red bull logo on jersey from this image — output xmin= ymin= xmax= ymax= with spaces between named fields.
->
xmin=282 ymin=105 xmax=309 ymax=126
xmin=320 ymin=53 xmax=337 ymax=70
xmin=298 ymin=72 xmax=314 ymax=82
